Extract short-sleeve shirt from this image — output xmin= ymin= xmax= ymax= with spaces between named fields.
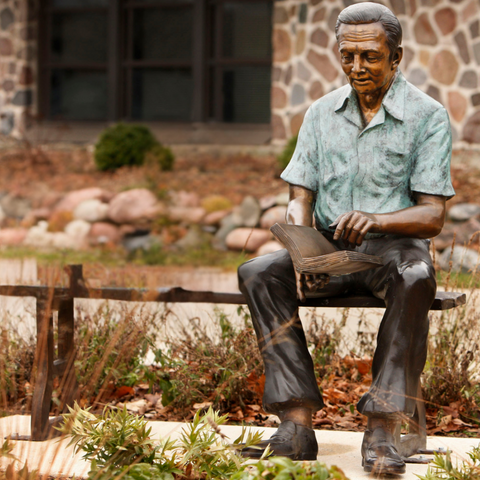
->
xmin=281 ymin=71 xmax=455 ymax=236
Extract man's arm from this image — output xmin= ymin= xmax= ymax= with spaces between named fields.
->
xmin=331 ymin=192 xmax=446 ymax=247
xmin=286 ymin=184 xmax=329 ymax=302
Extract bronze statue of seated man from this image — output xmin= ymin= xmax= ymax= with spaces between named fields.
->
xmin=238 ymin=2 xmax=454 ymax=475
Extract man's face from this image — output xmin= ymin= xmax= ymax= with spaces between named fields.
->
xmin=337 ymin=22 xmax=400 ymax=95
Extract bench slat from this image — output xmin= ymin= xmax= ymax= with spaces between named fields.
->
xmin=0 ymin=285 xmax=465 ymax=310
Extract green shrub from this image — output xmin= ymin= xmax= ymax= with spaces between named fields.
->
xmin=144 ymin=143 xmax=175 ymax=172
xmin=94 ymin=123 xmax=159 ymax=171
xmin=277 ymin=134 xmax=298 ymax=171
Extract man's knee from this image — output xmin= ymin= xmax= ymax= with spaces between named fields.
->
xmin=395 ymin=260 xmax=436 ymax=297
xmin=238 ymin=250 xmax=292 ymax=293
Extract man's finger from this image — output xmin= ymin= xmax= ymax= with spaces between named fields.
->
xmin=356 ymin=220 xmax=374 ymax=246
xmin=333 ymin=213 xmax=351 ymax=240
xmin=348 ymin=217 xmax=368 ymax=247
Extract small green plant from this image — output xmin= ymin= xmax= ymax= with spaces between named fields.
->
xmin=418 ymin=445 xmax=480 ymax=479
xmin=144 ymin=143 xmax=175 ymax=172
xmin=94 ymin=123 xmax=160 ymax=171
xmin=201 ymin=195 xmax=233 ymax=213
xmin=231 ymin=457 xmax=349 ymax=480
xmin=277 ymin=134 xmax=298 ymax=170
xmin=0 ymin=438 xmax=37 ymax=480
xmin=59 ymin=404 xmax=347 ymax=480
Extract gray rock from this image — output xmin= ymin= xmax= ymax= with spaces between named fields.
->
xmin=1 ymin=111 xmax=14 ymax=135
xmin=122 ymin=234 xmax=160 ymax=252
xmin=408 ymin=68 xmax=427 ymax=86
xmin=74 ymin=199 xmax=109 ymax=223
xmin=175 ymin=225 xmax=211 ymax=250
xmin=11 ymin=90 xmax=32 ymax=106
xmin=449 ymin=203 xmax=480 ymax=222
xmin=212 ymin=213 xmax=237 ymax=250
xmin=0 ymin=8 xmax=14 ymax=31
xmin=438 ymin=246 xmax=480 ymax=273
xmin=232 ymin=196 xmax=261 ymax=228
xmin=0 ymin=194 xmax=30 ymax=219
xmin=291 ymin=84 xmax=305 ymax=106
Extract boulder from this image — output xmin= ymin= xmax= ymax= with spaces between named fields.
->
xmin=226 ymin=228 xmax=272 ymax=252
xmin=64 ymin=220 xmax=91 ymax=249
xmin=168 ymin=206 xmax=206 ymax=224
xmin=232 ymin=196 xmax=261 ymax=227
xmin=108 ymin=189 xmax=162 ymax=224
xmin=24 ymin=221 xmax=76 ymax=249
xmin=256 ymin=240 xmax=284 ymax=256
xmin=260 ymin=206 xmax=287 ymax=229
xmin=21 ymin=208 xmax=51 ymax=227
xmin=74 ymin=199 xmax=109 ymax=223
xmin=438 ymin=245 xmax=480 ymax=273
xmin=203 ymin=209 xmax=230 ymax=226
xmin=89 ymin=222 xmax=121 ymax=245
xmin=448 ymin=203 xmax=480 ymax=222
xmin=169 ymin=190 xmax=200 ymax=208
xmin=275 ymin=192 xmax=290 ymax=206
xmin=122 ymin=234 xmax=160 ymax=253
xmin=0 ymin=194 xmax=30 ymax=218
xmin=54 ymin=187 xmax=112 ymax=213
xmin=0 ymin=228 xmax=28 ymax=246
xmin=212 ymin=213 xmax=237 ymax=250
xmin=259 ymin=195 xmax=277 ymax=211
xmin=175 ymin=225 xmax=211 ymax=250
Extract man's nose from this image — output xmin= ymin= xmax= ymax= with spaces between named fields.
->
xmin=352 ymin=56 xmax=364 ymax=73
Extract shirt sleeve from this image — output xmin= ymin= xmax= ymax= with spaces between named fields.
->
xmin=280 ymin=105 xmax=320 ymax=192
xmin=410 ymin=107 xmax=455 ymax=199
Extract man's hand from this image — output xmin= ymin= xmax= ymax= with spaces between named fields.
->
xmin=295 ymin=270 xmax=330 ymax=303
xmin=330 ymin=211 xmax=381 ymax=247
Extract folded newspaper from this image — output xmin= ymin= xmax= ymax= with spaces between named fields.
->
xmin=270 ymin=223 xmax=383 ymax=276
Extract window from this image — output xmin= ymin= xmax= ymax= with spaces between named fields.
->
xmin=40 ymin=0 xmax=272 ymax=123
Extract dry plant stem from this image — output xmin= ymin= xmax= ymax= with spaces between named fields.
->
xmin=280 ymin=407 xmax=313 ymax=429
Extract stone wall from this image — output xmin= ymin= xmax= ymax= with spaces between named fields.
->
xmin=0 ymin=0 xmax=38 ymax=138
xmin=271 ymin=0 xmax=480 ymax=147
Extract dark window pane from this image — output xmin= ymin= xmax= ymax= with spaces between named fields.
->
xmin=222 ymin=66 xmax=271 ymax=123
xmin=133 ymin=7 xmax=193 ymax=61
xmin=53 ymin=0 xmax=108 ymax=6
xmin=132 ymin=68 xmax=192 ymax=120
xmin=50 ymin=70 xmax=108 ymax=120
xmin=223 ymin=2 xmax=272 ymax=59
xmin=51 ymin=12 xmax=107 ymax=64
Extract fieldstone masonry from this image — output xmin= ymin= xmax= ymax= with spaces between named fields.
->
xmin=271 ymin=0 xmax=480 ymax=147
xmin=0 ymin=0 xmax=38 ymax=138
xmin=1 ymin=1 xmax=480 ymax=146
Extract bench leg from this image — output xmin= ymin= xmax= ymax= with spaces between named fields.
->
xmin=31 ymin=297 xmax=54 ymax=441
xmin=56 ymin=298 xmax=78 ymax=414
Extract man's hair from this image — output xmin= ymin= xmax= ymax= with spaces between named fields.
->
xmin=335 ymin=2 xmax=402 ymax=57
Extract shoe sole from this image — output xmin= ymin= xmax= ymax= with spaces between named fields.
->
xmin=362 ymin=458 xmax=406 ymax=475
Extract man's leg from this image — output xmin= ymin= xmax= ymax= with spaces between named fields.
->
xmin=356 ymin=237 xmax=436 ymax=473
xmin=238 ymin=249 xmax=349 ymax=459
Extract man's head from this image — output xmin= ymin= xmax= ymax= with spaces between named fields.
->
xmin=335 ymin=3 xmax=403 ymax=96
xmin=335 ymin=3 xmax=402 ymax=59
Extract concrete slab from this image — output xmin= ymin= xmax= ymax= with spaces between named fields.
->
xmin=1 ymin=415 xmax=478 ymax=480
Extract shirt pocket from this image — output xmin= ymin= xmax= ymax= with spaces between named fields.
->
xmin=372 ymin=146 xmax=410 ymax=188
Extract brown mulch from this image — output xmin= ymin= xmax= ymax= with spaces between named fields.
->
xmin=2 ymin=144 xmax=480 ymax=438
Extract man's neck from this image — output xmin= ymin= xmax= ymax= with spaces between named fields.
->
xmin=357 ymin=71 xmax=397 ymax=126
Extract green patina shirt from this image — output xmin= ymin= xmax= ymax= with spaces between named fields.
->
xmin=281 ymin=71 xmax=455 ymax=236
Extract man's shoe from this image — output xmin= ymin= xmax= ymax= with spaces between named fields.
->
xmin=240 ymin=421 xmax=318 ymax=460
xmin=361 ymin=426 xmax=406 ymax=474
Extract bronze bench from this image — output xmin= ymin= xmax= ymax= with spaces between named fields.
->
xmin=4 ymin=264 xmax=465 ymax=457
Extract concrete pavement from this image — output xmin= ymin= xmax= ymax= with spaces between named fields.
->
xmin=1 ymin=415 xmax=478 ymax=479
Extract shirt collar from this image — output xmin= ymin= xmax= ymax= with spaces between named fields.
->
xmin=334 ymin=70 xmax=405 ymax=123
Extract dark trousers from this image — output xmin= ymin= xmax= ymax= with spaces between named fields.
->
xmin=237 ymin=235 xmax=436 ymax=417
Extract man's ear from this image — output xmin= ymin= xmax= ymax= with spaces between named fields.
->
xmin=392 ymin=47 xmax=403 ymax=69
